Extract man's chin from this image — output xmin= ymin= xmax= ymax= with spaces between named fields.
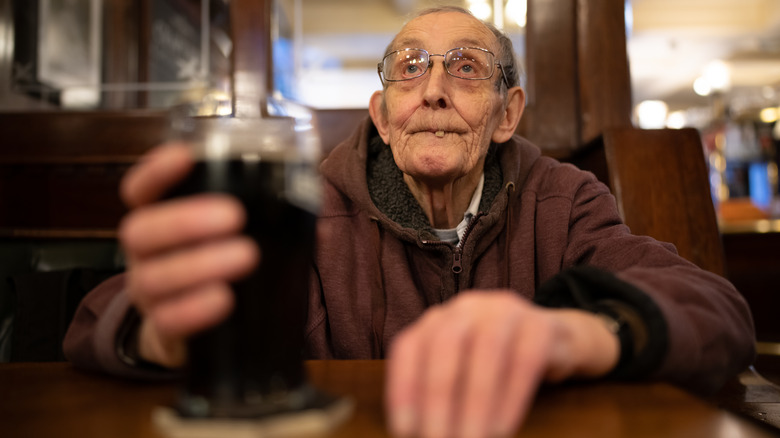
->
xmin=403 ymin=164 xmax=466 ymax=188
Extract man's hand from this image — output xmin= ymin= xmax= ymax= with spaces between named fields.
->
xmin=118 ymin=143 xmax=259 ymax=368
xmin=386 ymin=291 xmax=620 ymax=438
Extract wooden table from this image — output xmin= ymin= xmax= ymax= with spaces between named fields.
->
xmin=1 ymin=360 xmax=778 ymax=438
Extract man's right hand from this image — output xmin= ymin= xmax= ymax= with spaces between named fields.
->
xmin=118 ymin=143 xmax=260 ymax=368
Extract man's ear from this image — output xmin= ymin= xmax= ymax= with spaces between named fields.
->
xmin=369 ymin=90 xmax=391 ymax=144
xmin=491 ymin=86 xmax=526 ymax=143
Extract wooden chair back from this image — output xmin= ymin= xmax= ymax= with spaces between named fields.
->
xmin=603 ymin=127 xmax=726 ymax=276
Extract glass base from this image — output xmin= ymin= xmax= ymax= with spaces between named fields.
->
xmin=153 ymin=386 xmax=354 ymax=438
xmin=175 ymin=383 xmax=342 ymax=419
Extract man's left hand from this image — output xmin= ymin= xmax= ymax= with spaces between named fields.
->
xmin=385 ymin=291 xmax=620 ymax=438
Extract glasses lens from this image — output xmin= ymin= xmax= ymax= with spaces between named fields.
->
xmin=384 ymin=50 xmax=428 ymax=81
xmin=445 ymin=48 xmax=494 ymax=80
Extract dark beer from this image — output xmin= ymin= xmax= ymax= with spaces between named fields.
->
xmin=166 ymin=156 xmax=319 ymax=418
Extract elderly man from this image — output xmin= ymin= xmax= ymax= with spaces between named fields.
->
xmin=65 ymin=6 xmax=755 ymax=438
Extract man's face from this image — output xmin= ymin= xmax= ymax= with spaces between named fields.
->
xmin=370 ymin=12 xmax=512 ymax=186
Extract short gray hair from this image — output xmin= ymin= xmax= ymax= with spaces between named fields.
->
xmin=384 ymin=6 xmax=521 ymax=92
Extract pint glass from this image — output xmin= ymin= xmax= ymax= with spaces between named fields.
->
xmin=166 ymin=114 xmax=322 ymax=419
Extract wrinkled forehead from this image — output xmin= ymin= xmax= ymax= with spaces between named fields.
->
xmin=389 ymin=12 xmax=498 ymax=54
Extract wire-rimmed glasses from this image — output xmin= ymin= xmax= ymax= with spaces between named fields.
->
xmin=377 ymin=47 xmax=508 ymax=88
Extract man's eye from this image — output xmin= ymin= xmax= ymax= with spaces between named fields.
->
xmin=405 ymin=64 xmax=419 ymax=74
xmin=453 ymin=62 xmax=477 ymax=76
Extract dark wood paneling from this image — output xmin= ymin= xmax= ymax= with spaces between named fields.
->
xmin=0 ymin=111 xmax=168 ymax=161
xmin=0 ymin=163 xmax=129 ymax=233
xmin=0 ymin=112 xmax=169 ymax=236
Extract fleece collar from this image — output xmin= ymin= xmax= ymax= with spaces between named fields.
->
xmin=366 ymin=134 xmax=504 ymax=239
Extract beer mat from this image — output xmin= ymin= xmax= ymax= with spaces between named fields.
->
xmin=152 ymin=396 xmax=354 ymax=438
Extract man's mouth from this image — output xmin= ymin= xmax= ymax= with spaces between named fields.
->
xmin=412 ymin=127 xmax=460 ymax=137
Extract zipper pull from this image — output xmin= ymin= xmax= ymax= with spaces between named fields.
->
xmin=452 ymin=249 xmax=463 ymax=274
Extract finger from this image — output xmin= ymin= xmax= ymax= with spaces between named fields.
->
xmin=137 ymin=317 xmax=187 ymax=368
xmin=457 ymin=306 xmax=515 ymax=438
xmin=492 ymin=313 xmax=555 ymax=436
xmin=121 ymin=143 xmax=194 ymax=208
xmin=387 ymin=308 xmax=444 ymax=437
xmin=120 ymin=194 xmax=246 ymax=260
xmin=127 ymin=236 xmax=259 ymax=311
xmin=419 ymin=314 xmax=471 ymax=438
xmin=147 ymin=281 xmax=235 ymax=340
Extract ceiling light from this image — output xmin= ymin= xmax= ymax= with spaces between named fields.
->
xmin=703 ymin=60 xmax=731 ymax=93
xmin=760 ymin=107 xmax=779 ymax=124
xmin=468 ymin=1 xmax=492 ymax=21
xmin=666 ymin=111 xmax=687 ymax=129
xmin=693 ymin=76 xmax=712 ymax=97
xmin=635 ymin=100 xmax=668 ymax=129
xmin=505 ymin=0 xmax=527 ymax=27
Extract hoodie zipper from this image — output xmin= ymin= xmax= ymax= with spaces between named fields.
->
xmin=450 ymin=247 xmax=463 ymax=295
xmin=422 ymin=213 xmax=483 ymax=296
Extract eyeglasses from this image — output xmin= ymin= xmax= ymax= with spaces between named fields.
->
xmin=377 ymin=47 xmax=508 ymax=89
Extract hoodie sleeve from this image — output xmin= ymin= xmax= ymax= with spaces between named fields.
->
xmin=535 ymin=265 xmax=668 ymax=380
xmin=534 ymin=164 xmax=755 ymax=395
xmin=63 ymin=273 xmax=179 ymax=380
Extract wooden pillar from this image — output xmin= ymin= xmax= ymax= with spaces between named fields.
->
xmin=229 ymin=0 xmax=273 ymax=117
xmin=519 ymin=0 xmax=580 ymax=156
xmin=577 ymin=0 xmax=633 ymax=142
xmin=520 ymin=0 xmax=632 ymax=158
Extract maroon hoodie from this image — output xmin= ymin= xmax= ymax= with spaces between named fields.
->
xmin=64 ymin=118 xmax=755 ymax=393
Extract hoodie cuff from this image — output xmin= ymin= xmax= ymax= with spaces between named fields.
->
xmin=116 ymin=307 xmax=181 ymax=374
xmin=94 ymin=291 xmax=180 ymax=380
xmin=534 ymin=265 xmax=668 ymax=379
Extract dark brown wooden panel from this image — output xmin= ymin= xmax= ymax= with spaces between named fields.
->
xmin=519 ymin=0 xmax=632 ymax=158
xmin=0 ymin=112 xmax=168 ymax=161
xmin=604 ymin=128 xmax=725 ymax=276
xmin=519 ymin=0 xmax=580 ymax=154
xmin=576 ymin=0 xmax=633 ymax=143
xmin=0 ymin=162 xmax=129 ymax=232
xmin=0 ymin=111 xmax=169 ymax=236
xmin=722 ymin=231 xmax=780 ymax=342
xmin=230 ymin=0 xmax=272 ymax=117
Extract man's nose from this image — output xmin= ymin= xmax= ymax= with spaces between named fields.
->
xmin=421 ymin=60 xmax=449 ymax=109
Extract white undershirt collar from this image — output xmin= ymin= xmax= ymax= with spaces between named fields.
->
xmin=431 ymin=173 xmax=484 ymax=246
